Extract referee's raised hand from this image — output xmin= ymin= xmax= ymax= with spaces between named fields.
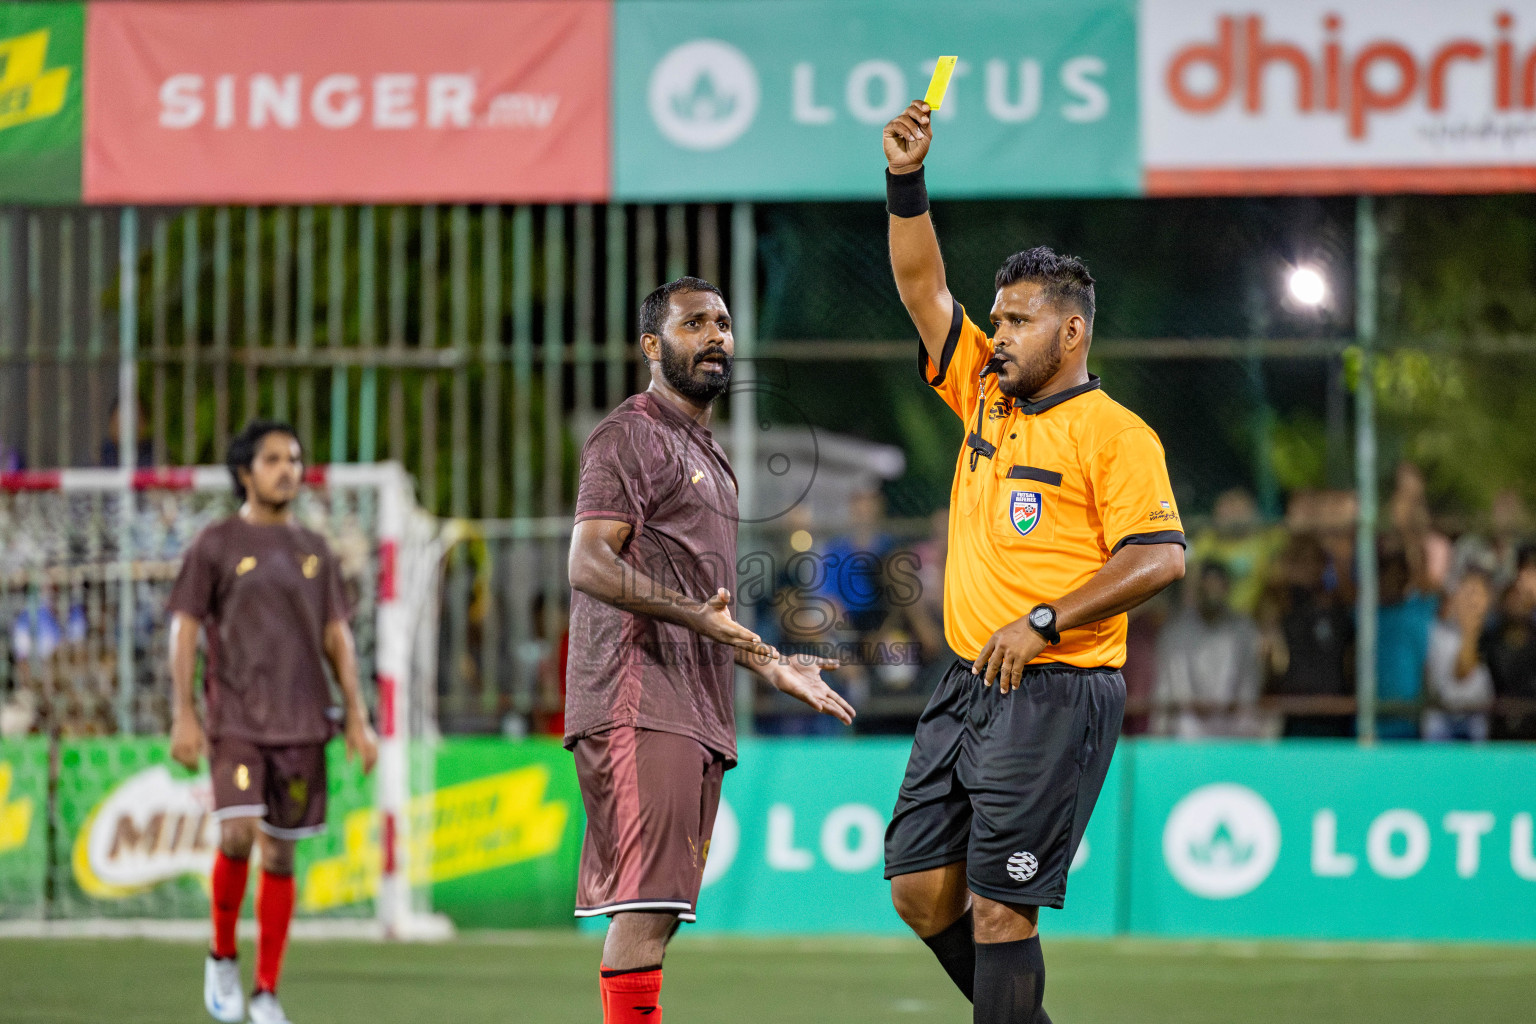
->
xmin=972 ymin=617 xmax=1049 ymax=694
xmin=883 ymin=100 xmax=932 ymax=174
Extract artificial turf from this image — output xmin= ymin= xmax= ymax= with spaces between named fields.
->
xmin=1 ymin=932 xmax=1532 ymax=1023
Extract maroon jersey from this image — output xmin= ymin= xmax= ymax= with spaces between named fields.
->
xmin=167 ymin=517 xmax=350 ymax=744
xmin=566 ymin=392 xmax=740 ymax=764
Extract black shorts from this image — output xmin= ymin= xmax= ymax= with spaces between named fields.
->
xmin=209 ymin=737 xmax=329 ymax=840
xmin=884 ymin=658 xmax=1124 ymax=908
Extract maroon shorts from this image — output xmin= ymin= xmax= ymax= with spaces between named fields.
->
xmin=572 ymin=727 xmax=725 ymax=923
xmin=209 ymin=737 xmax=328 ymax=840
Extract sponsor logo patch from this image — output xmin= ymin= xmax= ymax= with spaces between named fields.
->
xmin=1010 ymin=490 xmax=1042 ymax=537
xmin=1007 ymin=850 xmax=1039 ymax=882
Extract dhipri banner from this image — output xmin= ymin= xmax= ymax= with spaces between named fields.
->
xmin=614 ymin=0 xmax=1140 ymax=200
xmin=82 ymin=0 xmax=610 ymax=203
xmin=1141 ymin=0 xmax=1536 ymax=194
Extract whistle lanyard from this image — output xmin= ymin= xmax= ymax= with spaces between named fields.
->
xmin=966 ymin=375 xmax=996 ymax=472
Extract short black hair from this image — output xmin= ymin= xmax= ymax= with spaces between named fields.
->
xmin=994 ymin=246 xmax=1096 ymax=327
xmin=228 ymin=419 xmax=300 ymax=501
xmin=638 ymin=276 xmax=724 ymax=339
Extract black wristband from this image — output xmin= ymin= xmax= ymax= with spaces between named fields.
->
xmin=886 ymin=167 xmax=929 ymax=218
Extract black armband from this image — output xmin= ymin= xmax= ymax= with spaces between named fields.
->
xmin=886 ymin=167 xmax=929 ymax=218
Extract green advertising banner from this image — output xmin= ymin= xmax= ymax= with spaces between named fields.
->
xmin=49 ymin=737 xmax=580 ymax=927
xmin=0 ymin=2 xmax=83 ymax=203
xmin=1129 ymin=741 xmax=1536 ymax=941
xmin=614 ymin=0 xmax=1140 ymax=200
xmin=299 ymin=738 xmax=582 ymax=928
xmin=52 ymin=738 xmax=374 ymax=919
xmin=673 ymin=739 xmax=1122 ymax=935
xmin=0 ymin=737 xmax=49 ymax=918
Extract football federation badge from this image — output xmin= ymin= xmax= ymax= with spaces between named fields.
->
xmin=1010 ymin=490 xmax=1042 ymax=537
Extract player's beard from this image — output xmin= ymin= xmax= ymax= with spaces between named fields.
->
xmin=658 ymin=334 xmax=732 ymax=404
xmin=997 ymin=333 xmax=1063 ymax=401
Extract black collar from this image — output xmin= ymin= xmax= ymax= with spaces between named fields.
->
xmin=1012 ymin=374 xmax=1102 ymax=415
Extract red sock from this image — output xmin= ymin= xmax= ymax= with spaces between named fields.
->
xmin=254 ymin=871 xmax=296 ymax=994
xmin=209 ymin=852 xmax=249 ymax=959
xmin=600 ymin=965 xmax=662 ymax=1023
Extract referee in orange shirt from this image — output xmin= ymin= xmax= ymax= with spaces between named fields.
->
xmin=880 ymin=100 xmax=1186 ymax=1024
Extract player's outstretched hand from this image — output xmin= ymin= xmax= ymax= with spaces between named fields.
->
xmin=169 ymin=713 xmax=205 ymax=770
xmin=696 ymin=587 xmax=781 ymax=662
xmin=972 ymin=617 xmax=1048 ymax=694
xmin=768 ymin=653 xmax=857 ymax=725
xmin=883 ymin=100 xmax=932 ymax=174
xmin=345 ymin=713 xmax=379 ymax=775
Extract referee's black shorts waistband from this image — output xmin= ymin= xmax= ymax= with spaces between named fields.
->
xmin=945 ymin=650 xmax=1118 ymax=676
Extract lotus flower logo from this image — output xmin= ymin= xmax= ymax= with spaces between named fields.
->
xmin=1163 ymin=783 xmax=1280 ymax=899
xmin=672 ymin=71 xmax=736 ymax=123
xmin=1187 ymin=819 xmax=1255 ymax=868
xmin=650 ymin=40 xmax=759 ymax=151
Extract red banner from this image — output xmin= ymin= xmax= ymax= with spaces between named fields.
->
xmin=84 ymin=1 xmax=609 ymax=203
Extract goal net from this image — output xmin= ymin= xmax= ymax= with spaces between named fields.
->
xmin=0 ymin=463 xmax=447 ymax=938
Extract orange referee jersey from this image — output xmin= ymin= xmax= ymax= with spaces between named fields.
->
xmin=921 ymin=302 xmax=1185 ymax=668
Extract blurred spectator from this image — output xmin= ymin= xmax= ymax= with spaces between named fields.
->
xmin=1451 ymin=489 xmax=1531 ymax=592
xmin=855 ymin=508 xmax=950 ymax=735
xmin=1486 ymin=556 xmax=1536 ymax=739
xmin=759 ymin=580 xmax=846 ymax=737
xmin=1121 ymin=591 xmax=1169 ymax=736
xmin=903 ymin=507 xmax=948 ymax=667
xmin=1374 ymin=542 xmax=1438 ymax=740
xmin=99 ymin=398 xmax=153 ymax=469
xmin=1388 ymin=463 xmax=1451 ymax=592
xmin=1423 ymin=571 xmax=1495 ymax=741
xmin=531 ymin=591 xmax=569 ymax=738
xmin=1153 ymin=562 xmax=1265 ymax=738
xmin=1284 ymin=489 xmax=1358 ymax=602
xmin=1264 ymin=533 xmax=1355 ymax=737
xmin=1189 ymin=488 xmax=1286 ymax=614
xmin=818 ymin=486 xmax=895 ymax=637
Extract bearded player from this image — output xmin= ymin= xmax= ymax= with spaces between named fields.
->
xmin=567 ymin=276 xmax=857 ymax=1023
xmin=169 ymin=420 xmax=378 ymax=1024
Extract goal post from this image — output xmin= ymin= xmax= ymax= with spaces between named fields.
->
xmin=0 ymin=462 xmax=449 ymax=939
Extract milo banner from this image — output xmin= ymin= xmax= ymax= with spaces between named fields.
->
xmin=50 ymin=737 xmax=582 ymax=928
xmin=613 ymin=0 xmax=1140 ymax=199
xmin=1130 ymin=741 xmax=1536 ymax=941
xmin=0 ymin=3 xmax=84 ymax=203
xmin=677 ymin=739 xmax=1123 ymax=935
xmin=52 ymin=738 xmax=375 ymax=919
xmin=0 ymin=738 xmax=49 ymax=918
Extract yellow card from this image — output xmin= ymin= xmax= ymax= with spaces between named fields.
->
xmin=925 ymin=56 xmax=959 ymax=110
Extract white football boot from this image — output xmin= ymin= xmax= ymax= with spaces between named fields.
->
xmin=247 ymin=991 xmax=293 ymax=1024
xmin=203 ymin=956 xmax=245 ymax=1024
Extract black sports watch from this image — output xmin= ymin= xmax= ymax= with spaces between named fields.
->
xmin=1027 ymin=604 xmax=1061 ymax=645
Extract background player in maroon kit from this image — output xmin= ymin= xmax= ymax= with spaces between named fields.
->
xmin=168 ymin=421 xmax=378 ymax=1024
xmin=566 ymin=277 xmax=857 ymax=1023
